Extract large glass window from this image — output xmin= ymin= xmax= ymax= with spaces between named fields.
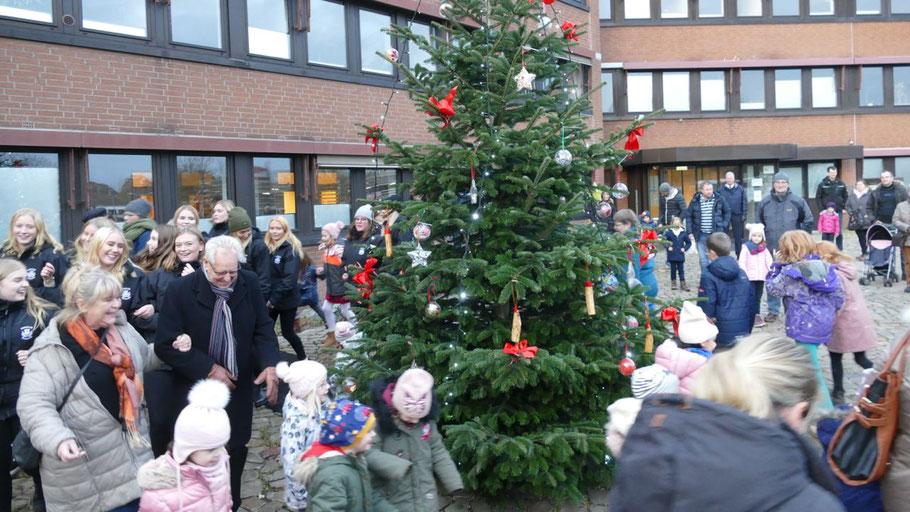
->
xmin=359 ymin=9 xmax=392 ymax=75
xmin=895 ymin=157 xmax=910 ymax=185
xmin=863 ymin=158 xmax=884 ymax=180
xmin=740 ymin=70 xmax=765 ymax=110
xmin=809 ymin=0 xmax=834 ymax=15
xmin=700 ymin=71 xmax=725 ymax=111
xmin=775 ymin=69 xmax=802 ymax=109
xmin=308 ymin=0 xmax=346 ymax=68
xmin=856 ymin=0 xmax=881 ymax=14
xmin=811 ymin=68 xmax=836 ymax=108
xmin=779 ymin=166 xmax=804 ymax=196
xmin=365 ymin=168 xmax=397 ymax=201
xmin=314 ymin=168 xmax=351 ymax=228
xmin=88 ymin=154 xmax=153 ymax=224
xmin=253 ymin=157 xmax=295 ymax=231
xmin=82 ymin=0 xmax=147 ymax=37
xmin=895 ymin=66 xmax=910 ymax=106
xmin=599 ymin=0 xmax=611 ymax=19
xmin=698 ymin=0 xmax=723 ymax=17
xmin=624 ymin=0 xmax=650 ymax=19
xmin=661 ymin=0 xmax=687 ymax=18
xmin=247 ymin=0 xmax=290 ymax=59
xmin=737 ymin=0 xmax=762 ymax=16
xmin=894 ymin=0 xmax=910 ymax=13
xmin=170 ymin=0 xmax=222 ymax=49
xmin=807 ymin=162 xmax=835 ymax=200
xmin=409 ymin=22 xmax=433 ymax=71
xmin=601 ymin=72 xmax=614 ymax=114
xmin=772 ymin=0 xmax=799 ymax=16
xmin=860 ymin=67 xmax=884 ymax=106
xmin=0 ymin=152 xmax=60 ymax=241
xmin=177 ymin=156 xmax=226 ymax=233
xmin=0 ymin=0 xmax=52 ymax=22
xmin=627 ymin=73 xmax=653 ymax=112
xmin=663 ymin=72 xmax=690 ymax=111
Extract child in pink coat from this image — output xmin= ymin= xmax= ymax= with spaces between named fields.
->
xmin=138 ymin=380 xmax=233 ymax=512
xmin=738 ymin=223 xmax=774 ymax=328
xmin=817 ymin=202 xmax=841 ymax=243
xmin=655 ymin=301 xmax=718 ymax=394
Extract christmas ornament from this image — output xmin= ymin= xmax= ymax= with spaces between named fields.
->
xmin=343 ymin=377 xmax=357 ymax=394
xmin=624 ymin=315 xmax=639 ymax=329
xmin=407 ymin=243 xmax=431 ymax=267
xmin=439 ymin=1 xmax=452 ymax=16
xmin=596 ymin=201 xmax=613 ymax=219
xmin=513 ymin=65 xmax=536 ymax=91
xmin=561 ymin=21 xmax=579 ymax=41
xmin=618 ymin=357 xmax=636 ymax=376
xmin=538 ymin=15 xmax=552 ymax=31
xmin=503 ymin=339 xmax=538 ymax=360
xmin=511 ymin=304 xmax=522 ymax=343
xmin=584 ymin=263 xmax=595 ymax=316
xmin=412 ymin=222 xmax=432 ymax=242
xmin=385 ymin=47 xmax=399 ymax=62
xmin=635 ymin=229 xmax=659 ymax=265
xmin=364 ymin=124 xmax=383 ymax=154
xmin=542 ymin=0 xmax=555 ymax=4
xmin=426 ymin=86 xmax=458 ymax=129
xmin=352 ymin=257 xmax=378 ymax=299
xmin=600 ymin=271 xmax=619 ymax=294
xmin=644 ymin=300 xmax=654 ymax=353
xmin=425 ymin=301 xmax=441 ymax=318
xmin=469 ymin=164 xmax=478 ymax=204
xmin=612 ymin=182 xmax=629 ymax=199
xmin=624 ymin=127 xmax=645 ymax=151
xmin=384 ymin=222 xmax=393 ymax=257
xmin=554 ymin=149 xmax=573 ymax=167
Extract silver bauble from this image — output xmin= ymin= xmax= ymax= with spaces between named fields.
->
xmin=439 ymin=1 xmax=453 ymax=16
xmin=425 ymin=301 xmax=442 ymax=318
xmin=554 ymin=149 xmax=573 ymax=167
xmin=612 ymin=182 xmax=629 ymax=199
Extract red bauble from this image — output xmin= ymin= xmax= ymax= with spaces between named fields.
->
xmin=543 ymin=0 xmax=556 ymax=4
xmin=618 ymin=358 xmax=636 ymax=376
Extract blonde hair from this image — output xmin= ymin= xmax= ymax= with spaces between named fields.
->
xmin=134 ymin=224 xmax=178 ymax=273
xmin=57 ymin=264 xmax=123 ymax=327
xmin=173 ymin=227 xmax=206 ymax=266
xmin=1 ymin=208 xmax=64 ymax=257
xmin=692 ymin=334 xmax=818 ymax=422
xmin=73 ymin=217 xmax=117 ymax=264
xmin=265 ymin=217 xmax=303 ymax=257
xmin=84 ymin=227 xmax=129 ymax=281
xmin=0 ymin=259 xmax=56 ymax=329
xmin=213 ymin=199 xmax=235 ymax=214
xmin=775 ymin=230 xmax=817 ymax=264
xmin=171 ymin=204 xmax=200 ymax=227
xmin=816 ymin=241 xmax=853 ymax=264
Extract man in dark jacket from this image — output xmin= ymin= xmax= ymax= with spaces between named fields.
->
xmin=686 ymin=181 xmax=731 ymax=274
xmin=717 ymin=172 xmax=749 ymax=258
xmin=698 ymin=233 xmax=754 ymax=347
xmin=658 ymin=183 xmax=687 ymax=227
xmin=815 ymin=166 xmax=848 ymax=250
xmin=155 ymin=235 xmax=280 ymax=511
xmin=870 ymin=170 xmax=909 ymax=224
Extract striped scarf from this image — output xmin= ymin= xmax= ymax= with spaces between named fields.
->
xmin=209 ymin=285 xmax=238 ymax=378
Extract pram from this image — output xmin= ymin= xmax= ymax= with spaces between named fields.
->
xmin=859 ymin=223 xmax=900 ymax=287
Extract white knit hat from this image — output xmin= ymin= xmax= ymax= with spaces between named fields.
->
xmin=276 ymin=360 xmax=328 ymax=399
xmin=746 ymin=223 xmax=766 ymax=241
xmin=678 ymin=301 xmax=719 ymax=346
xmin=172 ymin=380 xmax=232 ymax=464
xmin=606 ymin=397 xmax=642 ymax=457
xmin=335 ymin=321 xmax=356 ymax=342
xmin=631 ymin=365 xmax=680 ymax=399
xmin=354 ymin=204 xmax=373 ymax=221
xmin=392 ymin=368 xmax=434 ymax=420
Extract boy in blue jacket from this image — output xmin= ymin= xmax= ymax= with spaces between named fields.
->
xmin=698 ymin=232 xmax=754 ymax=348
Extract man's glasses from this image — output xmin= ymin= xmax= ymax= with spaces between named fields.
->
xmin=209 ymin=265 xmax=240 ymax=277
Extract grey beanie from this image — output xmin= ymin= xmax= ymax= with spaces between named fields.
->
xmin=354 ymin=204 xmax=373 ymax=221
xmin=773 ymin=172 xmax=790 ymax=183
xmin=658 ymin=182 xmax=672 ymax=195
xmin=124 ymin=198 xmax=152 ymax=218
xmin=631 ymin=364 xmax=680 ymax=399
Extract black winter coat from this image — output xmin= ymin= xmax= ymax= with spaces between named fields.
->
xmin=756 ymin=190 xmax=815 ymax=250
xmin=686 ymin=194 xmax=731 ymax=235
xmin=242 ymin=237 xmax=272 ymax=302
xmin=0 ymin=300 xmax=49 ymax=419
xmin=4 ymin=243 xmax=68 ymax=306
xmin=663 ymin=228 xmax=691 ymax=263
xmin=658 ymin=191 xmax=687 ymax=226
xmin=869 ymin=182 xmax=910 ymax=224
xmin=120 ymin=260 xmax=145 ymax=320
xmin=815 ymin=177 xmax=848 ymax=211
xmin=612 ymin=396 xmax=845 ymax=512
xmin=154 ymin=269 xmax=280 ymax=448
xmin=206 ymin=222 xmax=229 ymax=240
xmin=717 ymin=183 xmax=748 ymax=216
xmin=697 ymin=255 xmax=754 ymax=346
xmin=342 ymin=233 xmax=380 ymax=268
xmin=133 ymin=261 xmax=200 ymax=339
xmin=267 ymin=241 xmax=301 ymax=311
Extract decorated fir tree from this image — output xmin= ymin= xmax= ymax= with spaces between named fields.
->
xmin=344 ymin=0 xmax=666 ymax=502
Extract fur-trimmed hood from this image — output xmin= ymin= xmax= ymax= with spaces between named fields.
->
xmin=369 ymin=375 xmax=440 ymax=435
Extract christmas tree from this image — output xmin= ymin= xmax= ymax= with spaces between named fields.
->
xmin=345 ymin=0 xmax=664 ymax=502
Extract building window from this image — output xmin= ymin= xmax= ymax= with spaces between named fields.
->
xmin=661 ymin=0 xmax=687 ymax=18
xmin=0 ymin=0 xmax=52 ymax=23
xmin=81 ymin=0 xmax=147 ymax=38
xmin=740 ymin=70 xmax=765 ymax=110
xmin=775 ymin=69 xmax=802 ymax=109
xmin=365 ymin=168 xmax=397 ymax=200
xmin=627 ymin=72 xmax=653 ymax=112
xmin=811 ymin=68 xmax=836 ymax=108
xmin=247 ymin=0 xmax=290 ymax=59
xmin=359 ymin=9 xmax=392 ymax=75
xmin=737 ymin=0 xmax=762 ymax=16
xmin=895 ymin=66 xmax=910 ymax=106
xmin=894 ymin=0 xmax=910 ymax=13
xmin=700 ymin=71 xmax=726 ymax=111
xmin=807 ymin=162 xmax=835 ymax=201
xmin=88 ymin=154 xmax=154 ymax=224
xmin=253 ymin=157 xmax=295 ymax=231
xmin=698 ymin=0 xmax=724 ymax=17
xmin=601 ymin=72 xmax=614 ymax=114
xmin=314 ymin=168 xmax=351 ymax=228
xmin=599 ymin=0 xmax=611 ymax=19
xmin=772 ymin=0 xmax=799 ymax=16
xmin=896 ymin=157 xmax=910 ymax=184
xmin=856 ymin=0 xmax=881 ymax=14
xmin=409 ymin=21 xmax=433 ymax=70
xmin=863 ymin=158 xmax=884 ymax=181
xmin=809 ymin=0 xmax=834 ymax=15
xmin=177 ymin=156 xmax=227 ymax=233
xmin=0 ymin=152 xmax=60 ymax=241
xmin=663 ymin=72 xmax=690 ymax=111
xmin=624 ymin=0 xmax=651 ymax=19
xmin=170 ymin=0 xmax=223 ymax=49
xmin=860 ymin=67 xmax=884 ymax=106
xmin=308 ymin=0 xmax=346 ymax=68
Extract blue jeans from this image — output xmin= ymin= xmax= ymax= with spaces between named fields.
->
xmin=767 ymin=294 xmax=781 ymax=315
xmin=108 ymin=499 xmax=139 ymax=512
xmin=695 ymin=232 xmax=711 ymax=273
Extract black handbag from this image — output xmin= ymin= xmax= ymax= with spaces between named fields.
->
xmin=13 ymin=343 xmax=99 ymax=473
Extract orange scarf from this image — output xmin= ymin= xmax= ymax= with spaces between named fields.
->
xmin=67 ymin=318 xmax=145 ymax=446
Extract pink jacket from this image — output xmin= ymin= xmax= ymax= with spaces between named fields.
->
xmin=817 ymin=211 xmax=840 ymax=235
xmin=738 ymin=245 xmax=774 ymax=282
xmin=138 ymin=450 xmax=232 ymax=512
xmin=655 ymin=339 xmax=710 ymax=395
xmin=827 ymin=262 xmax=877 ymax=354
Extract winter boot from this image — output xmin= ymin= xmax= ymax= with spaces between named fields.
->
xmin=321 ymin=330 xmax=337 ymax=348
xmin=679 ymin=281 xmax=690 ymax=292
xmin=671 ymin=280 xmax=678 ymax=290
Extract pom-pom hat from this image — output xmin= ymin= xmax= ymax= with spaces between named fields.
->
xmin=321 ymin=220 xmax=344 ymax=239
xmin=678 ymin=301 xmax=719 ymax=346
xmin=172 ymin=379 xmax=232 ymax=463
xmin=335 ymin=321 xmax=356 ymax=342
xmin=631 ymin=364 xmax=680 ymax=399
xmin=276 ymin=360 xmax=327 ymax=398
xmin=319 ymin=399 xmax=376 ymax=449
xmin=392 ymin=368 xmax=434 ymax=420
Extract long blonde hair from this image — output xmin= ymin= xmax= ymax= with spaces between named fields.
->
xmin=775 ymin=230 xmax=817 ymax=264
xmin=84 ymin=227 xmax=130 ymax=282
xmin=72 ymin=217 xmax=117 ymax=264
xmin=57 ymin=264 xmax=122 ymax=327
xmin=1 ymin=208 xmax=64 ymax=257
xmin=692 ymin=334 xmax=818 ymax=422
xmin=171 ymin=204 xmax=200 ymax=227
xmin=0 ymin=259 xmax=56 ymax=329
xmin=265 ymin=217 xmax=302 ymax=257
xmin=816 ymin=241 xmax=853 ymax=264
xmin=134 ymin=224 xmax=178 ymax=273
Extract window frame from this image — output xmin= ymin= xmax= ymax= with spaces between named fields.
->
xmin=167 ymin=0 xmax=228 ymax=52
xmin=600 ymin=0 xmax=910 ymax=24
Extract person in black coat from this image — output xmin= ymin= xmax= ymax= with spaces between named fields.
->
xmin=663 ymin=217 xmax=691 ymax=291
xmin=206 ymin=199 xmax=235 ymax=240
xmin=264 ymin=217 xmax=305 ymax=360
xmin=697 ymin=233 xmax=754 ymax=347
xmin=658 ymin=183 xmax=687 ymax=227
xmin=228 ymin=207 xmax=272 ymax=302
xmin=1 ymin=208 xmax=68 ymax=306
xmin=717 ymin=172 xmax=749 ymax=258
xmin=155 ymin=235 xmax=280 ymax=512
xmin=343 ymin=204 xmax=382 ymax=268
xmin=78 ymin=226 xmax=146 ymax=324
xmin=814 ymin=166 xmax=849 ymax=251
xmin=686 ymin=181 xmax=731 ymax=274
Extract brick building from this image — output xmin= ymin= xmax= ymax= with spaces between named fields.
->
xmin=599 ymin=0 xmax=910 ymax=220
xmin=0 ymin=0 xmax=602 ymax=244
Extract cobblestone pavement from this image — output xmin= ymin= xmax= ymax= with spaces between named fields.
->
xmin=12 ymin=232 xmax=908 ymax=511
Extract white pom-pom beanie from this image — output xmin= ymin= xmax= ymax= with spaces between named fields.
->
xmin=172 ymin=379 xmax=232 ymax=463
xmin=276 ymin=360 xmax=328 ymax=399
xmin=678 ymin=301 xmax=719 ymax=346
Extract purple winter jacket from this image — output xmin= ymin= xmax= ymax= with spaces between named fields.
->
xmin=765 ymin=255 xmax=844 ymax=344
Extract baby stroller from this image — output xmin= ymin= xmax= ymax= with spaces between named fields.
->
xmin=859 ymin=223 xmax=900 ymax=287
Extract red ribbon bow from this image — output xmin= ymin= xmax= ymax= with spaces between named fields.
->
xmin=365 ymin=125 xmax=383 ymax=153
xmin=624 ymin=127 xmax=645 ymax=151
xmin=660 ymin=307 xmax=680 ymax=336
xmin=561 ymin=21 xmax=579 ymax=41
xmin=427 ymin=86 xmax=458 ymax=129
xmin=503 ymin=339 xmax=538 ymax=359
xmin=634 ymin=229 xmax=658 ymax=265
xmin=352 ymin=257 xmax=378 ymax=299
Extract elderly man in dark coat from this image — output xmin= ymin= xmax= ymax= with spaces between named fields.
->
xmin=155 ymin=235 xmax=280 ymax=511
